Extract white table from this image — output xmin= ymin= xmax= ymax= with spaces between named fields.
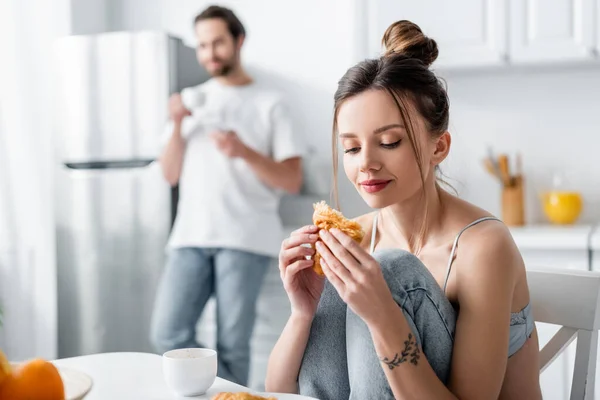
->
xmin=53 ymin=352 xmax=248 ymax=399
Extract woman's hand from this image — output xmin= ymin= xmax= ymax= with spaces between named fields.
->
xmin=279 ymin=225 xmax=325 ymax=320
xmin=316 ymin=228 xmax=396 ymax=327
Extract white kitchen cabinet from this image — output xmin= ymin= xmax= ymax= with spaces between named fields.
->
xmin=510 ymin=224 xmax=594 ymax=400
xmin=510 ymin=225 xmax=593 ymax=271
xmin=509 ymin=0 xmax=595 ymax=63
xmin=366 ymin=0 xmax=507 ymax=68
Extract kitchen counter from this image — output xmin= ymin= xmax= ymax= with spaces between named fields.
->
xmin=509 ymin=224 xmax=595 ymax=250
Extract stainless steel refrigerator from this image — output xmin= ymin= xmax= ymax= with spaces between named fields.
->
xmin=53 ymin=31 xmax=208 ymax=358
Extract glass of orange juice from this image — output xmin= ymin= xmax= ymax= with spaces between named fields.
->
xmin=541 ymin=173 xmax=583 ymax=224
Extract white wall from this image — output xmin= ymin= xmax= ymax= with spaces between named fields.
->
xmin=108 ymin=1 xmax=600 ymax=224
xmin=70 ymin=0 xmax=109 ymax=34
xmin=442 ymin=67 xmax=600 ymax=224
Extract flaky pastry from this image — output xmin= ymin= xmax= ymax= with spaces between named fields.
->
xmin=312 ymin=201 xmax=365 ymax=276
xmin=212 ymin=392 xmax=276 ymax=400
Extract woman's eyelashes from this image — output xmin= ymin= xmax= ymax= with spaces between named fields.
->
xmin=381 ymin=139 xmax=401 ymax=149
xmin=343 ymin=139 xmax=402 ymax=154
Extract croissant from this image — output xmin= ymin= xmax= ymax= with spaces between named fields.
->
xmin=212 ymin=392 xmax=276 ymax=400
xmin=312 ymin=201 xmax=365 ymax=276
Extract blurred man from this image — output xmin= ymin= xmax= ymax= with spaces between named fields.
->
xmin=150 ymin=5 xmax=304 ymax=386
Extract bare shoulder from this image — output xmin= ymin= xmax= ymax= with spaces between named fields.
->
xmin=443 ymin=192 xmax=522 ymax=276
xmin=458 ymin=219 xmax=520 ymax=261
xmin=455 ymin=218 xmax=523 ymax=291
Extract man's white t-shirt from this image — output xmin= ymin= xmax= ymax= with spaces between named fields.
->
xmin=162 ymin=78 xmax=303 ymax=258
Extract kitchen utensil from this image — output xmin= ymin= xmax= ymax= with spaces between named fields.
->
xmin=483 ymin=158 xmax=500 ymax=180
xmin=497 ymin=154 xmax=511 ymax=187
xmin=482 ymin=150 xmax=525 ymax=225
xmin=502 ymin=175 xmax=525 ymax=226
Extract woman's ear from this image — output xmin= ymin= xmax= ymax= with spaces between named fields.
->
xmin=431 ymin=131 xmax=451 ymax=166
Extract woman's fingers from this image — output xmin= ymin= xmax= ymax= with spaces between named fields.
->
xmin=278 ymin=225 xmax=319 ymax=279
xmin=320 ymin=257 xmax=345 ymax=293
xmin=285 ymin=259 xmax=314 ymax=278
xmin=330 ymin=228 xmax=373 ymax=267
xmin=281 ymin=231 xmax=319 ymax=251
xmin=291 ymin=225 xmax=319 ymax=236
xmin=316 ymin=241 xmax=352 ymax=284
xmin=280 ymin=246 xmax=315 ymax=269
xmin=318 ymin=229 xmax=361 ymax=274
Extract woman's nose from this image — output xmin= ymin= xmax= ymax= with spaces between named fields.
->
xmin=359 ymin=148 xmax=381 ymax=172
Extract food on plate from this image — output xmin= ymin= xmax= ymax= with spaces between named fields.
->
xmin=312 ymin=201 xmax=365 ymax=276
xmin=0 ymin=357 xmax=65 ymax=400
xmin=212 ymin=393 xmax=276 ymax=400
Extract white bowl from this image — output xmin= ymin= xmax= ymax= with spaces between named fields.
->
xmin=162 ymin=348 xmax=217 ymax=397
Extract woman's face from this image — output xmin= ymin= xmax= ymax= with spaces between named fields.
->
xmin=336 ymin=89 xmax=441 ymax=209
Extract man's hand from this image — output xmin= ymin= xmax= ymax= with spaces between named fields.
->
xmin=210 ymin=130 xmax=302 ymax=193
xmin=169 ymin=93 xmax=191 ymax=124
xmin=210 ymin=130 xmax=249 ymax=158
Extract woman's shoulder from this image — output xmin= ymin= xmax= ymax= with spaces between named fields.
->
xmin=453 ymin=199 xmax=513 ymax=246
xmin=458 ymin=217 xmax=515 ymax=254
xmin=445 ymin=194 xmax=506 ymax=241
xmin=445 ymin=194 xmax=522 ymax=278
xmin=453 ymin=215 xmax=522 ymax=287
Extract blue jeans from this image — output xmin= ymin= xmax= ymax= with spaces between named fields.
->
xmin=150 ymin=247 xmax=271 ymax=386
xmin=298 ymin=249 xmax=457 ymax=399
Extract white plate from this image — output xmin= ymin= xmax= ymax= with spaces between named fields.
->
xmin=10 ymin=363 xmax=93 ymax=400
xmin=257 ymin=393 xmax=319 ymax=400
xmin=59 ymin=366 xmax=93 ymax=400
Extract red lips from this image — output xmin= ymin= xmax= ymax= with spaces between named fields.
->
xmin=360 ymin=179 xmax=391 ymax=193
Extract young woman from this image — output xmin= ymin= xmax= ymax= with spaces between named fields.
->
xmin=266 ymin=20 xmax=542 ymax=400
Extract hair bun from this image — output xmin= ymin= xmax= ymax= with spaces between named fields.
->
xmin=382 ymin=20 xmax=438 ymax=67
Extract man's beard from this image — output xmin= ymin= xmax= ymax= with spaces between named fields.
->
xmin=213 ymin=63 xmax=233 ymax=76
xmin=209 ymin=57 xmax=235 ymax=77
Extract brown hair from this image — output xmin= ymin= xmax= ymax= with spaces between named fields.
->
xmin=332 ymin=20 xmax=449 ymax=253
xmin=194 ymin=5 xmax=246 ymax=39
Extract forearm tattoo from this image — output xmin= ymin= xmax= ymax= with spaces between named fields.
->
xmin=379 ymin=333 xmax=421 ymax=369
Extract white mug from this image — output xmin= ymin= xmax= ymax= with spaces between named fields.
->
xmin=162 ymin=348 xmax=218 ymax=397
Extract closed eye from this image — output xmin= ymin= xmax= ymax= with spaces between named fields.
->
xmin=381 ymin=140 xmax=401 ymax=149
xmin=344 ymin=147 xmax=360 ymax=154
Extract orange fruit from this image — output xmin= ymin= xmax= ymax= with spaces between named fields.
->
xmin=0 ymin=358 xmax=65 ymax=400
xmin=0 ymin=350 xmax=11 ymax=387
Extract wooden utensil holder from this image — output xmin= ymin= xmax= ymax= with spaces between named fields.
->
xmin=501 ymin=175 xmax=525 ymax=226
